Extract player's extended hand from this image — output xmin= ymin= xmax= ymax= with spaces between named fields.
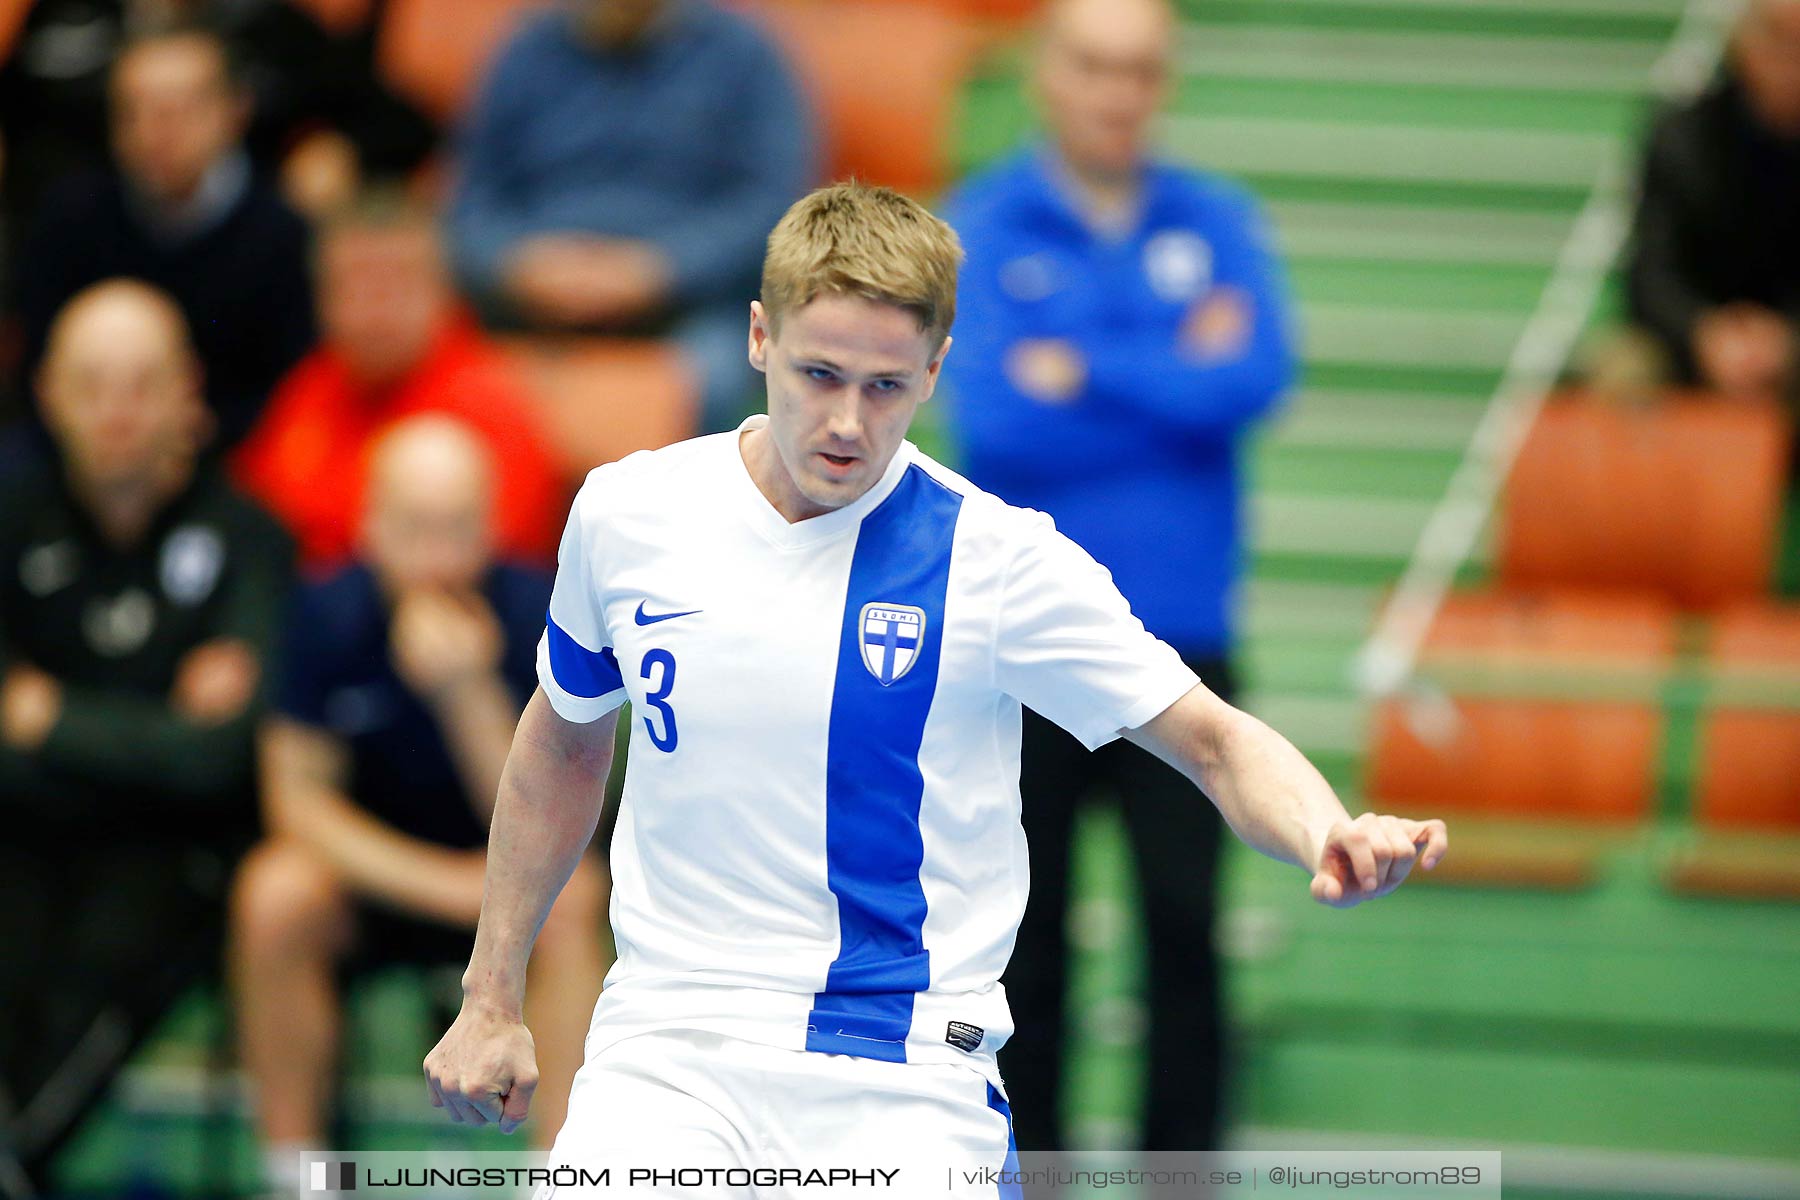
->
xmin=423 ymin=1001 xmax=539 ymax=1134
xmin=1309 ymin=813 xmax=1448 ymax=908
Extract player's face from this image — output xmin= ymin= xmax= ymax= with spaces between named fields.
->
xmin=748 ymin=294 xmax=950 ymax=521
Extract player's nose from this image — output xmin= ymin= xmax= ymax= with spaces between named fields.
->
xmin=824 ymin=393 xmax=864 ymax=445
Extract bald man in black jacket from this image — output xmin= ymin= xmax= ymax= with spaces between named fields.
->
xmin=0 ymin=281 xmax=291 ymax=1188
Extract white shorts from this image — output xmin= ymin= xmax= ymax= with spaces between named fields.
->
xmin=537 ymin=1029 xmax=1020 ymax=1198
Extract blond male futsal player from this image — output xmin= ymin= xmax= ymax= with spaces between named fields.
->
xmin=424 ymin=183 xmax=1447 ymax=1190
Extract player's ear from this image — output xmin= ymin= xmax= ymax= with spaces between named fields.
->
xmin=747 ymin=301 xmax=771 ymax=374
xmin=920 ymin=334 xmax=952 ymax=401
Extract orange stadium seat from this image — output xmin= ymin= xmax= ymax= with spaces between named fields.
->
xmin=1367 ymin=590 xmax=1675 ymax=825
xmin=739 ymin=0 xmax=984 ymax=195
xmin=1662 ymin=604 xmax=1800 ymax=900
xmin=501 ymin=337 xmax=698 ymax=480
xmin=1498 ymin=391 xmax=1790 ymax=610
xmin=1694 ymin=604 xmax=1800 ymax=832
xmin=1371 ymin=696 xmax=1660 ymax=823
xmin=376 ymin=0 xmax=548 ymax=124
xmin=1365 ymin=591 xmax=1677 ymax=888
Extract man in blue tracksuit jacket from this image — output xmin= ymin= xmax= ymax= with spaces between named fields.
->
xmin=943 ymin=0 xmax=1297 ymax=1151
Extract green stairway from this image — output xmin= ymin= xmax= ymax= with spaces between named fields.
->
xmin=956 ymin=1 xmax=1800 ymax=1196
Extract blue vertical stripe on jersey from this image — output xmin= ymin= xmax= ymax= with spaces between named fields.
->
xmin=986 ymin=1084 xmax=1023 ymax=1199
xmin=805 ymin=464 xmax=965 ymax=1062
xmin=545 ymin=611 xmax=625 ymax=698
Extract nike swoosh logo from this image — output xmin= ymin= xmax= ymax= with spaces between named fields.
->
xmin=635 ymin=601 xmax=702 ymax=626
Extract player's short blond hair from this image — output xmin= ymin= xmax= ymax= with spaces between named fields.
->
xmin=760 ymin=181 xmax=964 ymax=348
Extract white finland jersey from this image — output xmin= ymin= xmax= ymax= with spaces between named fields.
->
xmin=536 ymin=416 xmax=1199 ymax=1087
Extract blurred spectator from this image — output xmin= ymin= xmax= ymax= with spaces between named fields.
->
xmin=9 ymin=18 xmax=315 ymax=450
xmin=446 ymin=0 xmax=815 ymax=430
xmin=229 ymin=414 xmax=607 ymax=1190
xmin=228 ymin=0 xmax=438 ymax=217
xmin=233 ymin=190 xmax=561 ymax=573
xmin=1626 ymin=0 xmax=1800 ymax=404
xmin=0 ymin=280 xmax=292 ymax=1186
xmin=0 ymin=0 xmax=434 ymax=251
xmin=943 ymin=0 xmax=1295 ymax=1151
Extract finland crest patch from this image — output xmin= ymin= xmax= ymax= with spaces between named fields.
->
xmin=859 ymin=602 xmax=926 ymax=686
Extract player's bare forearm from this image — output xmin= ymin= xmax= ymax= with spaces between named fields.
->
xmin=1126 ymin=683 xmax=1447 ymax=906
xmin=460 ymin=689 xmax=616 ymax=1017
xmin=1126 ymin=683 xmax=1344 ymax=869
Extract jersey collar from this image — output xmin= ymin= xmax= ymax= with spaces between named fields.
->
xmin=729 ymin=415 xmax=915 ymax=549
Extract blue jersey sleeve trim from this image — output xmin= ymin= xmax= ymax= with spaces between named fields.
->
xmin=544 ymin=610 xmax=625 ymax=699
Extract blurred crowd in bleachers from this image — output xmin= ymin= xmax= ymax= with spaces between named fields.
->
xmin=0 ymin=0 xmax=1795 ymax=1195
xmin=0 ymin=3 xmax=1009 ymax=1193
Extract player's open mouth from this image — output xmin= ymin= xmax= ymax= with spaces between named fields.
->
xmin=818 ymin=452 xmax=859 ymax=475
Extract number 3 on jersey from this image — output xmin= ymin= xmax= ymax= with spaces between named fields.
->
xmin=640 ymin=648 xmax=678 ymax=752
